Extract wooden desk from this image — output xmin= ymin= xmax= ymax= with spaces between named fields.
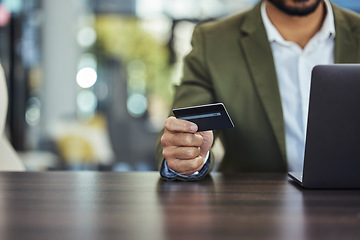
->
xmin=0 ymin=172 xmax=359 ymax=240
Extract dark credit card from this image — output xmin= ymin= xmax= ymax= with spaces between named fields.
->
xmin=173 ymin=103 xmax=234 ymax=132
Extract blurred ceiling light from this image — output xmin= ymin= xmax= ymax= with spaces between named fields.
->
xmin=76 ymin=67 xmax=97 ymax=88
xmin=77 ymin=26 xmax=97 ymax=48
xmin=127 ymin=93 xmax=148 ymax=118
xmin=77 ymin=90 xmax=98 ymax=113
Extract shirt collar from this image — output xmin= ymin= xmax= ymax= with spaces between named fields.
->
xmin=261 ymin=0 xmax=336 ymax=44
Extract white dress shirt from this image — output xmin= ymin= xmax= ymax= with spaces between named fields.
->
xmin=261 ymin=0 xmax=335 ymax=172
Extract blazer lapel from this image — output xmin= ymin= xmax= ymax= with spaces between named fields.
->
xmin=237 ymin=4 xmax=286 ymax=162
xmin=333 ymin=5 xmax=360 ymax=63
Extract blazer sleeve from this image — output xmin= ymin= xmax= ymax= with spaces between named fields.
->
xmin=155 ymin=26 xmax=217 ymax=178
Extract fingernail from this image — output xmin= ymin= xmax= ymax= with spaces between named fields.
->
xmin=190 ymin=125 xmax=197 ymax=132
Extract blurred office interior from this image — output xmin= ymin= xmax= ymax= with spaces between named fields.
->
xmin=0 ymin=0 xmax=358 ymax=171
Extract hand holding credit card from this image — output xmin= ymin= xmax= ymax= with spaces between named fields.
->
xmin=172 ymin=103 xmax=234 ymax=132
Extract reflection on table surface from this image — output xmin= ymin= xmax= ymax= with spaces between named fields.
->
xmin=0 ymin=172 xmax=359 ymax=240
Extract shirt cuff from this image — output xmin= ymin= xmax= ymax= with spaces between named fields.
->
xmin=160 ymin=152 xmax=210 ymax=180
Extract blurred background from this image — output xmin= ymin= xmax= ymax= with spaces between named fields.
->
xmin=0 ymin=0 xmax=359 ymax=171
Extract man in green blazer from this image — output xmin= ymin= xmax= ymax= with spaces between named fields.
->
xmin=155 ymin=0 xmax=360 ymax=180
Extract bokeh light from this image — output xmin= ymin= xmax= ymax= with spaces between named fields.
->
xmin=76 ymin=67 xmax=97 ymax=88
xmin=77 ymin=90 xmax=98 ymax=113
xmin=77 ymin=26 xmax=97 ymax=48
xmin=127 ymin=93 xmax=148 ymax=118
xmin=25 ymin=97 xmax=41 ymax=126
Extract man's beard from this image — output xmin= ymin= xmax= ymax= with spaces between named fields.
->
xmin=267 ymin=0 xmax=323 ymax=16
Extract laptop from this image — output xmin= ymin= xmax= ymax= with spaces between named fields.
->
xmin=288 ymin=64 xmax=360 ymax=189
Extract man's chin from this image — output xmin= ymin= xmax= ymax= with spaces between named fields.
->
xmin=267 ymin=0 xmax=323 ymax=17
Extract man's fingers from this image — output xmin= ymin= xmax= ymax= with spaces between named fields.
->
xmin=161 ymin=132 xmax=203 ymax=147
xmin=164 ymin=116 xmax=198 ymax=133
xmin=167 ymin=156 xmax=205 ymax=175
xmin=163 ymin=146 xmax=201 ymax=160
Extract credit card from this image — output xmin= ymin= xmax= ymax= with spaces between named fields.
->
xmin=172 ymin=103 xmax=234 ymax=132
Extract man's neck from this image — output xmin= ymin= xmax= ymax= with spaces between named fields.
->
xmin=265 ymin=0 xmax=326 ymax=48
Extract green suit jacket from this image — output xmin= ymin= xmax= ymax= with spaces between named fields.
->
xmin=155 ymin=2 xmax=360 ymax=176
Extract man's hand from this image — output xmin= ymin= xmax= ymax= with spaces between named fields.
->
xmin=161 ymin=116 xmax=214 ymax=175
